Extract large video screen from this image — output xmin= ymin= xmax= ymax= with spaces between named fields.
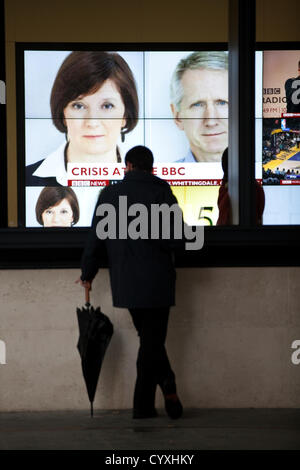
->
xmin=21 ymin=47 xmax=228 ymax=228
xmin=256 ymin=49 xmax=300 ymax=225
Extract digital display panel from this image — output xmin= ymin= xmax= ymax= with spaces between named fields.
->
xmin=22 ymin=48 xmax=228 ymax=228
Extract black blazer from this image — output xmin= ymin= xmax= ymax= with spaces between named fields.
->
xmin=81 ymin=170 xmax=185 ymax=308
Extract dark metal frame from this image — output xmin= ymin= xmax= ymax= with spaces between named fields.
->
xmin=229 ymin=0 xmax=256 ymax=225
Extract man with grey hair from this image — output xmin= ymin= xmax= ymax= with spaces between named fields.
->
xmin=170 ymin=51 xmax=228 ymax=163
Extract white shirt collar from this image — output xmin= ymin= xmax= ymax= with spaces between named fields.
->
xmin=32 ymin=142 xmax=67 ymax=186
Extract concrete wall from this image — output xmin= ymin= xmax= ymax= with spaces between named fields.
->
xmin=1 ymin=267 xmax=300 ymax=411
xmin=1 ymin=0 xmax=300 ymax=411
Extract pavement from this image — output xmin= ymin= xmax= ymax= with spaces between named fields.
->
xmin=1 ymin=408 xmax=300 ymax=450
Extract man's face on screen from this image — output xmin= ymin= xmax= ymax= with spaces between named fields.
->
xmin=42 ymin=199 xmax=74 ymax=227
xmin=63 ymin=79 xmax=126 ymax=161
xmin=171 ymin=68 xmax=228 ymax=162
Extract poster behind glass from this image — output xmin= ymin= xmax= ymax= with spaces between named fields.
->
xmin=24 ymin=49 xmax=228 ymax=228
xmin=256 ymin=49 xmax=300 ymax=225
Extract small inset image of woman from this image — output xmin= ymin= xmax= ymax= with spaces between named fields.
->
xmin=35 ymin=187 xmax=79 ymax=227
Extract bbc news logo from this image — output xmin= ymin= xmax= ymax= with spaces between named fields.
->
xmin=0 ymin=340 xmax=6 ymax=365
xmin=291 ymin=340 xmax=300 ymax=365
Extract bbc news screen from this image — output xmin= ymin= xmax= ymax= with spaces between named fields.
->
xmin=256 ymin=49 xmax=300 ymax=225
xmin=22 ymin=48 xmax=228 ymax=228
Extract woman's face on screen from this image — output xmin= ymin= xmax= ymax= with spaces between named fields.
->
xmin=64 ymin=79 xmax=126 ymax=157
xmin=42 ymin=198 xmax=74 ymax=227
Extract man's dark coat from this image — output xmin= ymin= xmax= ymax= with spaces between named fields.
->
xmin=81 ymin=170 xmax=184 ymax=308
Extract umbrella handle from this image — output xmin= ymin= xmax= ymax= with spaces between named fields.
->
xmin=85 ymin=286 xmax=90 ymax=305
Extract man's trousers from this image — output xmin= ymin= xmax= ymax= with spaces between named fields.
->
xmin=128 ymin=307 xmax=176 ymax=412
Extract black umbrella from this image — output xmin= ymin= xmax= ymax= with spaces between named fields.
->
xmin=76 ymin=287 xmax=114 ymax=417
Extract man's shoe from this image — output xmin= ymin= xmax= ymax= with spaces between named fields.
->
xmin=164 ymin=393 xmax=183 ymax=419
xmin=161 ymin=378 xmax=183 ymax=419
xmin=132 ymin=408 xmax=158 ymax=419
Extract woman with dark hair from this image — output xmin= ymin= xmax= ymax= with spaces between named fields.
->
xmin=36 ymin=187 xmax=80 ymax=227
xmin=26 ymin=51 xmax=139 ymax=186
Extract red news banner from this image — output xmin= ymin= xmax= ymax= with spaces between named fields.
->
xmin=67 ymin=163 xmax=223 ymax=187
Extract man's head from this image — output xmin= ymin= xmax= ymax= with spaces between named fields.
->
xmin=125 ymin=145 xmax=154 ymax=173
xmin=170 ymin=51 xmax=228 ymax=162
